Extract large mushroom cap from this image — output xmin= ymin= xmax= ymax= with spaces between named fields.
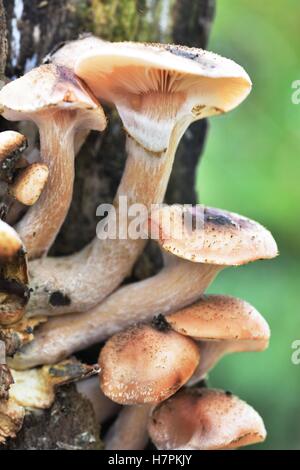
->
xmin=0 ymin=220 xmax=29 ymax=325
xmin=75 ymin=40 xmax=251 ymax=110
xmin=166 ymin=295 xmax=270 ymax=346
xmin=74 ymin=40 xmax=251 ymax=152
xmin=99 ymin=323 xmax=200 ymax=405
xmin=148 ymin=388 xmax=266 ymax=450
xmin=150 ymin=204 xmax=278 ymax=265
xmin=0 ymin=64 xmax=106 ymax=131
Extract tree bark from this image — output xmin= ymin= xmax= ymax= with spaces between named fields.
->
xmin=0 ymin=0 xmax=215 ymax=450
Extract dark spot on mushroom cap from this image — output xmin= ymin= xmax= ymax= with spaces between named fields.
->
xmin=225 ymin=390 xmax=233 ymax=397
xmin=152 ymin=314 xmax=171 ymax=333
xmin=204 ymin=208 xmax=237 ymax=227
xmin=165 ymin=45 xmax=200 ymax=61
xmin=49 ymin=291 xmax=71 ymax=307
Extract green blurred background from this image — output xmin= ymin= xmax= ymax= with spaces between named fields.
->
xmin=197 ymin=0 xmax=300 ymax=450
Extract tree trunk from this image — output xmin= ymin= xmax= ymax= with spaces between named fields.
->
xmin=0 ymin=0 xmax=215 ymax=450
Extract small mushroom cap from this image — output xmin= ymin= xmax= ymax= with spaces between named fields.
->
xmin=99 ymin=324 xmax=200 ymax=405
xmin=0 ymin=219 xmax=23 ymax=261
xmin=0 ymin=131 xmax=27 ymax=163
xmin=148 ymin=388 xmax=266 ymax=450
xmin=0 ymin=64 xmax=106 ymax=131
xmin=0 ymin=131 xmax=28 ymax=183
xmin=0 ymin=220 xmax=29 ymax=325
xmin=9 ymin=163 xmax=49 ymax=206
xmin=149 ymin=205 xmax=278 ymax=265
xmin=166 ymin=295 xmax=270 ymax=346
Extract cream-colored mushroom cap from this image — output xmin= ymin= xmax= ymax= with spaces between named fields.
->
xmin=0 ymin=220 xmax=28 ymax=325
xmin=0 ymin=64 xmax=106 ymax=131
xmin=150 ymin=205 xmax=278 ymax=265
xmin=99 ymin=323 xmax=200 ymax=405
xmin=0 ymin=219 xmax=23 ymax=261
xmin=9 ymin=163 xmax=49 ymax=206
xmin=148 ymin=388 xmax=266 ymax=450
xmin=166 ymin=295 xmax=270 ymax=348
xmin=0 ymin=131 xmax=27 ymax=163
xmin=75 ymin=41 xmax=251 ymax=152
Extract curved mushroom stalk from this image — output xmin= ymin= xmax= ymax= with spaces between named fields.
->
xmin=99 ymin=323 xmax=200 ymax=405
xmin=0 ymin=64 xmax=106 ymax=259
xmin=76 ymin=376 xmax=120 ymax=425
xmin=164 ymin=295 xmax=270 ymax=384
xmin=0 ymin=219 xmax=29 ymax=326
xmin=24 ymin=37 xmax=252 ymax=317
xmin=9 ymin=205 xmax=277 ymax=369
xmin=148 ymin=388 xmax=267 ymax=450
xmin=105 ymin=405 xmax=151 ymax=450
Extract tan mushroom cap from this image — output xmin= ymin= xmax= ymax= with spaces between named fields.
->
xmin=0 ymin=64 xmax=106 ymax=131
xmin=74 ymin=40 xmax=251 ymax=152
xmin=9 ymin=163 xmax=49 ymax=206
xmin=148 ymin=388 xmax=266 ymax=450
xmin=0 ymin=220 xmax=29 ymax=325
xmin=0 ymin=131 xmax=27 ymax=163
xmin=166 ymin=295 xmax=270 ymax=346
xmin=99 ymin=324 xmax=200 ymax=405
xmin=150 ymin=205 xmax=278 ymax=265
xmin=0 ymin=219 xmax=23 ymax=261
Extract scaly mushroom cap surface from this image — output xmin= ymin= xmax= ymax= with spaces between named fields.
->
xmin=166 ymin=295 xmax=270 ymax=346
xmin=0 ymin=64 xmax=106 ymax=130
xmin=9 ymin=163 xmax=49 ymax=206
xmin=0 ymin=220 xmax=29 ymax=325
xmin=148 ymin=388 xmax=266 ymax=450
xmin=99 ymin=324 xmax=200 ymax=405
xmin=75 ymin=41 xmax=251 ymax=153
xmin=150 ymin=205 xmax=278 ymax=265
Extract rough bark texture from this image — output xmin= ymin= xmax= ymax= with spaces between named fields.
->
xmin=2 ymin=385 xmax=103 ymax=450
xmin=0 ymin=0 xmax=7 ymax=83
xmin=0 ymin=0 xmax=215 ymax=450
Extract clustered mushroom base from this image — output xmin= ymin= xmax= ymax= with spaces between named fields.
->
xmin=0 ymin=37 xmax=278 ymax=450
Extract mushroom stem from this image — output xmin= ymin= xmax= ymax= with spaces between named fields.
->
xmin=76 ymin=376 xmax=120 ymax=425
xmin=10 ymin=259 xmax=219 ymax=369
xmin=27 ymin=134 xmax=189 ymax=317
xmin=105 ymin=405 xmax=150 ymax=450
xmin=15 ymin=112 xmax=77 ymax=258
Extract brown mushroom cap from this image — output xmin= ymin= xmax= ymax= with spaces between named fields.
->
xmin=148 ymin=388 xmax=266 ymax=450
xmin=166 ymin=295 xmax=270 ymax=345
xmin=99 ymin=324 xmax=200 ymax=405
xmin=75 ymin=41 xmax=251 ymax=153
xmin=0 ymin=64 xmax=106 ymax=130
xmin=9 ymin=163 xmax=49 ymax=206
xmin=150 ymin=205 xmax=278 ymax=265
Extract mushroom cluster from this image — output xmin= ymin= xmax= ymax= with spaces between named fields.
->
xmin=0 ymin=36 xmax=277 ymax=450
